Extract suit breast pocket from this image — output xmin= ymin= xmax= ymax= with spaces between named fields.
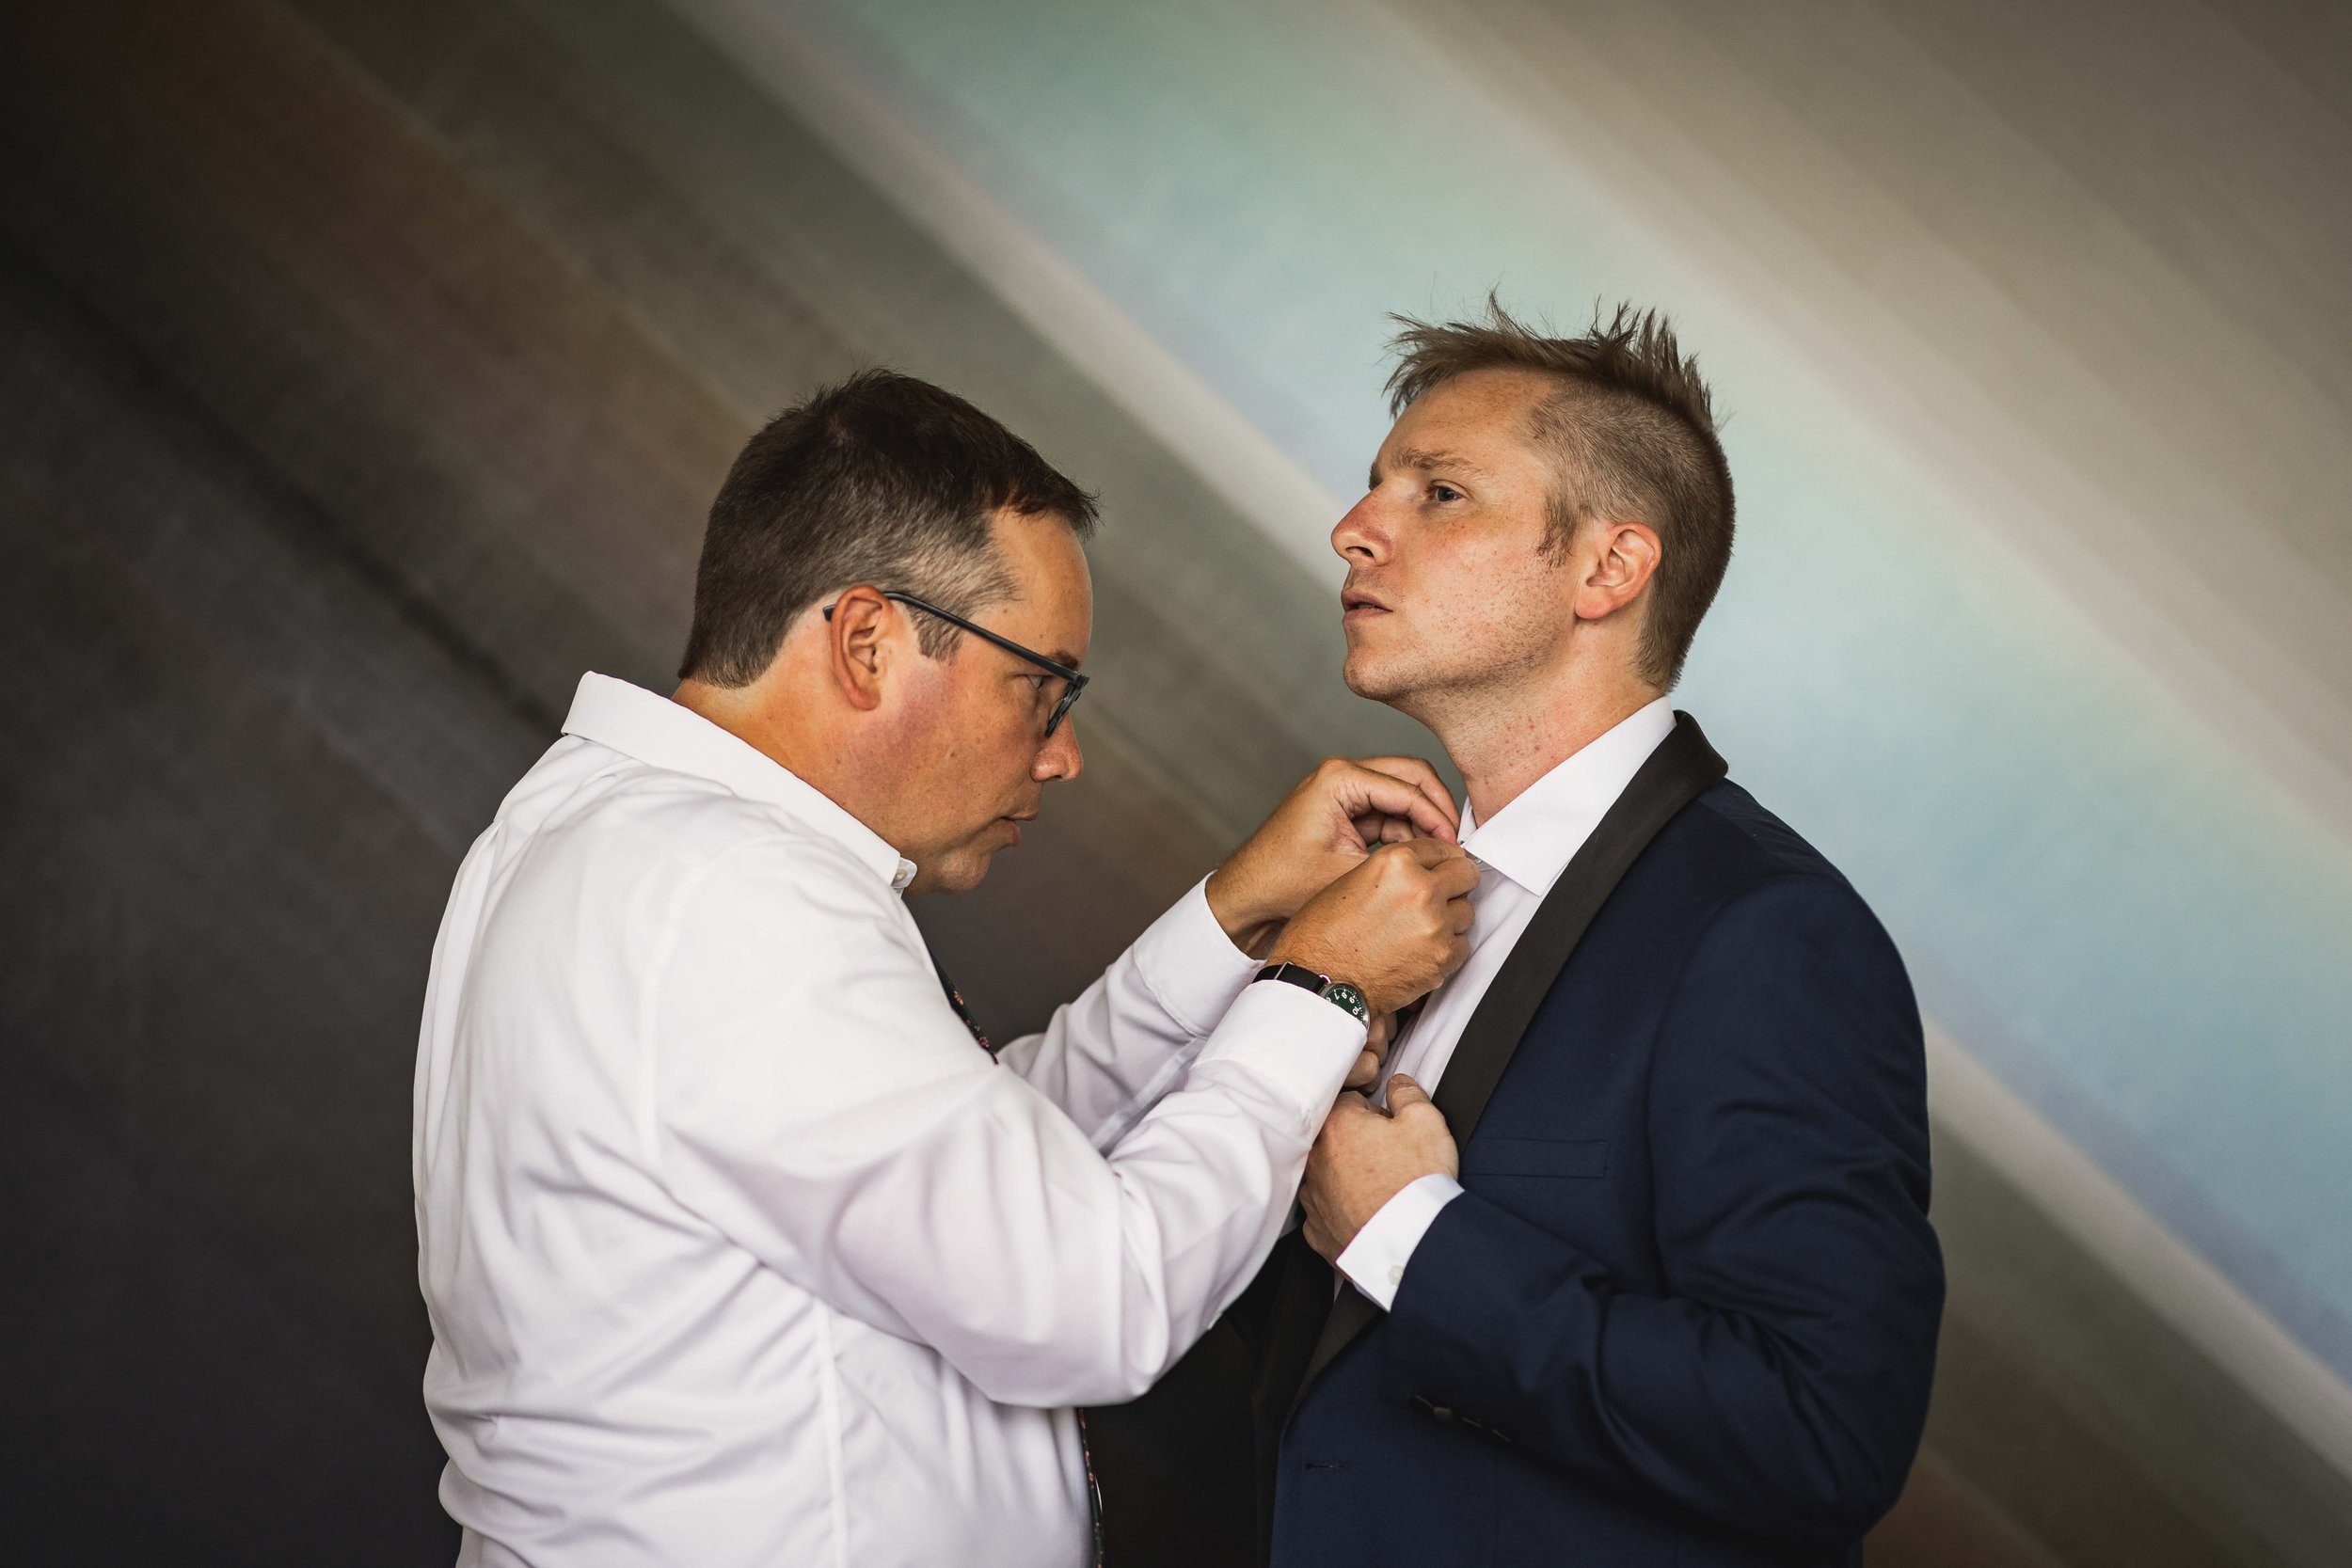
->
xmin=1459 ymin=1136 xmax=1609 ymax=1180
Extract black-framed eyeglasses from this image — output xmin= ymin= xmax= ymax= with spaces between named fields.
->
xmin=824 ymin=589 xmax=1089 ymax=737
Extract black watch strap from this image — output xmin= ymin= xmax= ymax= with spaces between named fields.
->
xmin=1255 ymin=960 xmax=1327 ymax=992
xmin=1253 ymin=962 xmax=1373 ymax=1025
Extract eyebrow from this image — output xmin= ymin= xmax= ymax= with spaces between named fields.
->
xmin=1369 ymin=446 xmax=1490 ymax=488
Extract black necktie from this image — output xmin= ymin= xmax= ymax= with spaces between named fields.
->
xmin=933 ymin=962 xmax=1104 ymax=1568
xmin=934 ymin=960 xmax=999 ymax=1060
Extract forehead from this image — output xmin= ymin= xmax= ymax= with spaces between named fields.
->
xmin=1380 ymin=367 xmax=1561 ymax=467
xmin=993 ymin=508 xmax=1089 ymax=585
xmin=988 ymin=508 xmax=1092 ymax=653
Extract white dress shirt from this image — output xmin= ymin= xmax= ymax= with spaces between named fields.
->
xmin=1333 ymin=698 xmax=1677 ymax=1309
xmin=414 ymin=673 xmax=1364 ymax=1568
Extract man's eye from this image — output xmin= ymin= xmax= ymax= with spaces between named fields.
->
xmin=1430 ymin=483 xmax=1465 ymax=504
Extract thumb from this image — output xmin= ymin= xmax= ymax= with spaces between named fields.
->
xmin=1385 ymin=1073 xmax=1438 ymax=1118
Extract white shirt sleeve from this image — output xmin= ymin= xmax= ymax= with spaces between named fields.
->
xmin=1333 ymin=1173 xmax=1466 ymax=1310
xmin=647 ymin=839 xmax=1364 ymax=1408
xmin=995 ymin=878 xmax=1257 ymax=1148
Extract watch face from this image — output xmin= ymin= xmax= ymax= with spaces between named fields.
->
xmin=1322 ymin=981 xmax=1372 ymax=1023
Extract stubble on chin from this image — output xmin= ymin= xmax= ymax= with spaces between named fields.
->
xmin=1343 ymin=664 xmax=1396 ymax=705
xmin=1342 ymin=641 xmax=1425 ymax=708
xmin=1346 ymin=641 xmax=1517 ymax=737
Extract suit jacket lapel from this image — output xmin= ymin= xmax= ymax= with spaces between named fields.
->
xmin=1289 ymin=713 xmax=1728 ymax=1405
xmin=1430 ymin=712 xmax=1725 ymax=1142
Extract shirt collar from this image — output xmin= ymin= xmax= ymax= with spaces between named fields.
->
xmin=1458 ymin=697 xmax=1678 ymax=897
xmin=561 ymin=673 xmax=918 ymax=893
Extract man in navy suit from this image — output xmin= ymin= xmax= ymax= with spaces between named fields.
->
xmin=1243 ymin=302 xmax=1944 ymax=1567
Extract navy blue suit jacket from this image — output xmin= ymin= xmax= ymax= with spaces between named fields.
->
xmin=1265 ymin=778 xmax=1943 ymax=1568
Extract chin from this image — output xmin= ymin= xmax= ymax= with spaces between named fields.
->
xmin=928 ymin=855 xmax=994 ymax=895
xmin=925 ymin=835 xmax=1014 ymax=895
xmin=1343 ymin=648 xmax=1418 ymax=705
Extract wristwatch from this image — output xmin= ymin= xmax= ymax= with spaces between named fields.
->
xmin=1253 ymin=961 xmax=1373 ymax=1026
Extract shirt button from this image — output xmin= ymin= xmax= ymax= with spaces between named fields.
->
xmin=1389 ymin=1264 xmax=1404 ymax=1287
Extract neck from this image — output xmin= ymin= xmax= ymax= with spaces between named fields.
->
xmin=672 ymin=674 xmax=885 ymax=830
xmin=1416 ymin=662 xmax=1661 ymax=826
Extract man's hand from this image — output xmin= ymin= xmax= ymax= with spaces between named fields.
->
xmin=1266 ymin=839 xmax=1476 ymax=1018
xmin=1301 ymin=1074 xmax=1457 ymax=1262
xmin=1206 ymin=756 xmax=1458 ymax=954
xmin=1343 ymin=1011 xmax=1400 ymax=1092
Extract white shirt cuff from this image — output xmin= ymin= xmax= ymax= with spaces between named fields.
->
xmin=1190 ymin=977 xmax=1366 ymax=1125
xmin=1335 ymin=1173 xmax=1465 ymax=1311
xmin=1127 ymin=877 xmax=1262 ymax=1038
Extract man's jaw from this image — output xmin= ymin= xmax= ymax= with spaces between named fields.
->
xmin=1340 ymin=584 xmax=1413 ymax=701
xmin=1342 ymin=637 xmax=1415 ymax=704
xmin=909 ymin=808 xmax=1040 ymax=895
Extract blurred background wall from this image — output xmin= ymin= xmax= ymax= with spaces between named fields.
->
xmin=2 ymin=2 xmax=2347 ymax=1563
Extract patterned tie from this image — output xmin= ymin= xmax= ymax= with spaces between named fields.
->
xmin=933 ymin=962 xmax=1105 ymax=1568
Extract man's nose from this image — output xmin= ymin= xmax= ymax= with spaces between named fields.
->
xmin=1034 ymin=717 xmax=1083 ymax=783
xmin=1331 ymin=494 xmax=1388 ymax=564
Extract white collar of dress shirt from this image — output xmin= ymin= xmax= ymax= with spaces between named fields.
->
xmin=1456 ymin=697 xmax=1679 ymax=897
xmin=562 ymin=672 xmax=919 ymax=892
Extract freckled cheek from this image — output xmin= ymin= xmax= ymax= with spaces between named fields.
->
xmin=1422 ymin=579 xmax=1509 ymax=637
xmin=929 ymin=679 xmax=1028 ymax=758
xmin=978 ymin=697 xmax=1044 ymax=778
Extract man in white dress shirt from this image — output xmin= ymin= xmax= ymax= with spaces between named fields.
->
xmin=413 ymin=370 xmax=1481 ymax=1567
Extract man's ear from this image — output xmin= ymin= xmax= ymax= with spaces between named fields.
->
xmin=1572 ymin=519 xmax=1661 ymax=624
xmin=824 ymin=585 xmax=897 ymax=714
